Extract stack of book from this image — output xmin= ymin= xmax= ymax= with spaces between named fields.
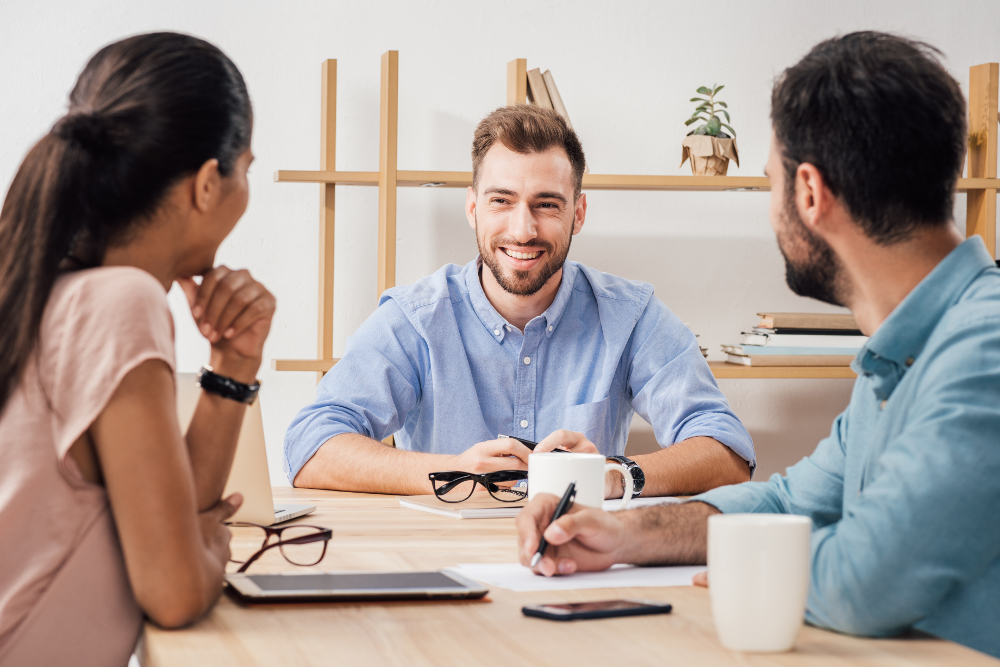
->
xmin=722 ymin=312 xmax=868 ymax=367
xmin=525 ymin=68 xmax=573 ymax=128
xmin=684 ymin=323 xmax=709 ymax=358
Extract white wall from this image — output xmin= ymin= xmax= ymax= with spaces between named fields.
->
xmin=3 ymin=0 xmax=998 ymax=485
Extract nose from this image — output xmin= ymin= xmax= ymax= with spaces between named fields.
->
xmin=509 ymin=201 xmax=537 ymax=244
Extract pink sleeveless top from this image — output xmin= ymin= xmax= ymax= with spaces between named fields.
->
xmin=0 ymin=267 xmax=175 ymax=667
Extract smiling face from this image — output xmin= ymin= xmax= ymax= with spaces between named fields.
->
xmin=467 ymin=143 xmax=586 ymax=296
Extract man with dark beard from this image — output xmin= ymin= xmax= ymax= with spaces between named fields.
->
xmin=284 ymin=105 xmax=754 ymax=497
xmin=515 ymin=33 xmax=1000 ymax=658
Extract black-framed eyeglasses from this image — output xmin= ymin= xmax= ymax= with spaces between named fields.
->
xmin=428 ymin=470 xmax=528 ymax=503
xmin=228 ymin=522 xmax=332 ymax=573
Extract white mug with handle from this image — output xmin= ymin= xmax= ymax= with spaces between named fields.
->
xmin=528 ymin=452 xmax=634 ymax=509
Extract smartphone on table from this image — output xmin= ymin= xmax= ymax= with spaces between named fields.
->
xmin=522 ymin=599 xmax=673 ymax=621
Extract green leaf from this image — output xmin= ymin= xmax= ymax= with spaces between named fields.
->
xmin=696 ymin=86 xmax=712 ymax=95
xmin=695 ymin=105 xmax=708 ymax=112
xmin=722 ymin=109 xmax=730 ymax=122
xmin=717 ymin=101 xmax=728 ymax=108
xmin=690 ymin=97 xmax=709 ymax=102
xmin=714 ymin=85 xmax=724 ymax=94
xmin=707 ymin=117 xmax=722 ymax=135
xmin=721 ymin=122 xmax=737 ymax=137
xmin=694 ymin=125 xmax=710 ymax=135
xmin=684 ymin=117 xmax=699 ymax=126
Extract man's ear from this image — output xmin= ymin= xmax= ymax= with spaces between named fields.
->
xmin=466 ymin=186 xmax=477 ymax=230
xmin=795 ymin=163 xmax=834 ymax=234
xmin=193 ymin=158 xmax=222 ymax=213
xmin=572 ymin=192 xmax=587 ymax=235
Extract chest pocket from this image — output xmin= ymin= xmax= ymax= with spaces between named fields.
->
xmin=562 ymin=397 xmax=611 ymax=448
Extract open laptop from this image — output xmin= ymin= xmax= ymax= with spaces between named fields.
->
xmin=175 ymin=373 xmax=315 ymax=526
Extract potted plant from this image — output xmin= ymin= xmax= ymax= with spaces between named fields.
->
xmin=680 ymin=84 xmax=739 ymax=176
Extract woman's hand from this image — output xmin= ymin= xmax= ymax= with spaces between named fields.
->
xmin=178 ymin=267 xmax=276 ymax=383
xmin=199 ymin=493 xmax=243 ymax=568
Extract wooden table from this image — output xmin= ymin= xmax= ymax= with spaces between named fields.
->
xmin=142 ymin=488 xmax=999 ymax=666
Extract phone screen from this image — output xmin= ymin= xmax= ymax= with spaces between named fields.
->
xmin=540 ymin=600 xmax=661 ymax=613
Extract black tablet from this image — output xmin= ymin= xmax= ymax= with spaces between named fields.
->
xmin=225 ymin=570 xmax=488 ymax=603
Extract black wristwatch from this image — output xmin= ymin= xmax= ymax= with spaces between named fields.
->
xmin=196 ymin=365 xmax=260 ymax=405
xmin=607 ymin=455 xmax=645 ymax=497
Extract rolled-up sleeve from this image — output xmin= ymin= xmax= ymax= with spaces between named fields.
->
xmin=283 ymin=298 xmax=427 ymax=483
xmin=626 ymin=297 xmax=756 ymax=471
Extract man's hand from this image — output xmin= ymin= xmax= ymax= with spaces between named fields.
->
xmin=533 ymin=430 xmax=600 ymax=454
xmin=516 ymin=493 xmax=627 ymax=577
xmin=452 ymin=438 xmax=534 ymax=473
xmin=178 ymin=266 xmax=276 ymax=383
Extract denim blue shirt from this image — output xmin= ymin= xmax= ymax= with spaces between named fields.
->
xmin=696 ymin=237 xmax=1000 ymax=658
xmin=285 ymin=259 xmax=754 ymax=482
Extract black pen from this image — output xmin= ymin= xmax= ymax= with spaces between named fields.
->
xmin=499 ymin=434 xmax=569 ymax=453
xmin=531 ymin=481 xmax=577 ymax=568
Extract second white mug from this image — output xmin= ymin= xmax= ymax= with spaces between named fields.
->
xmin=528 ymin=452 xmax=633 ymax=509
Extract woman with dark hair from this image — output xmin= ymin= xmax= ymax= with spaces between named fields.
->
xmin=0 ymin=33 xmax=274 ymax=665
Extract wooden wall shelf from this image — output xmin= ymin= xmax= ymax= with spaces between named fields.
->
xmin=273 ymin=55 xmax=997 ymax=385
xmin=275 ymin=170 xmax=1000 ymax=193
xmin=273 ymin=358 xmax=855 ymax=380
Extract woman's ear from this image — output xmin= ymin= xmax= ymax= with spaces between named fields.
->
xmin=192 ymin=158 xmax=222 ymax=213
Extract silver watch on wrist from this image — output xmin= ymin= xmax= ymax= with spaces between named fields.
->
xmin=607 ymin=455 xmax=645 ymax=497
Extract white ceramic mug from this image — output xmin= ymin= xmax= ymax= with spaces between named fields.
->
xmin=528 ymin=452 xmax=633 ymax=509
xmin=707 ymin=513 xmax=812 ymax=653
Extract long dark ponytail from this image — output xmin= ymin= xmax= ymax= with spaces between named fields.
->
xmin=0 ymin=32 xmax=252 ymax=412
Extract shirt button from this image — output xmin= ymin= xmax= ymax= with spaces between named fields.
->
xmin=880 ymin=400 xmax=887 ymax=410
xmin=905 ymin=357 xmax=914 ymax=367
xmin=520 ymin=419 xmax=528 ymax=428
xmin=506 ymin=325 xmax=512 ymax=331
xmin=494 ymin=329 xmax=500 ymax=336
xmin=524 ymin=357 xmax=531 ymax=365
xmin=548 ymin=325 xmax=553 ymax=332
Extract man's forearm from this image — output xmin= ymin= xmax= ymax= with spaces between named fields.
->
xmin=292 ymin=433 xmax=453 ymax=495
xmin=618 ymin=501 xmax=720 ymax=565
xmin=624 ymin=436 xmax=751 ymax=497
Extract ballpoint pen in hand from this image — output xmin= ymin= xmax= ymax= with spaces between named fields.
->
xmin=499 ymin=434 xmax=569 ymax=453
xmin=531 ymin=481 xmax=577 ymax=568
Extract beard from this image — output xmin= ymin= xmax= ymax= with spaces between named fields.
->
xmin=777 ymin=194 xmax=845 ymax=307
xmin=476 ymin=216 xmax=572 ymax=296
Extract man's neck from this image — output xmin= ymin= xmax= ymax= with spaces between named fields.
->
xmin=480 ymin=263 xmax=563 ymax=331
xmin=837 ymin=224 xmax=965 ymax=336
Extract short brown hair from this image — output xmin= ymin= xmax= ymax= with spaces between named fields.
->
xmin=471 ymin=105 xmax=586 ymax=197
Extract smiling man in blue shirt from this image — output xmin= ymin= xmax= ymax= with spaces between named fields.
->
xmin=515 ymin=33 xmax=1000 ymax=658
xmin=285 ymin=105 xmax=754 ymax=497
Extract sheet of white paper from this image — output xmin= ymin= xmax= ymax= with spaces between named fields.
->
xmin=601 ymin=496 xmax=682 ymax=512
xmin=449 ymin=563 xmax=706 ymax=592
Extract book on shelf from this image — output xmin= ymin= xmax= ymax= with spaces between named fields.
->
xmin=739 ymin=332 xmax=869 ymax=348
xmin=541 ymin=70 xmax=572 ymax=127
xmin=726 ymin=353 xmax=854 ymax=367
xmin=723 ymin=344 xmax=863 ymax=357
xmin=751 ymin=326 xmax=864 ymax=336
xmin=757 ymin=312 xmax=858 ymax=330
xmin=526 ymin=68 xmax=553 ymax=109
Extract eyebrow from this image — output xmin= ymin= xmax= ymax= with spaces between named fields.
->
xmin=483 ymin=188 xmax=569 ymax=205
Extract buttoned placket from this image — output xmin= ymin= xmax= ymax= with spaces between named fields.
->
xmin=512 ymin=318 xmax=546 ymax=439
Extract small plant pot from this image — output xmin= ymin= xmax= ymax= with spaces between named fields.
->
xmin=680 ymin=135 xmax=740 ymax=176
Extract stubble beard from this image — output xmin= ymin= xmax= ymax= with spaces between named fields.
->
xmin=777 ymin=192 xmax=846 ymax=307
xmin=476 ymin=214 xmax=572 ymax=296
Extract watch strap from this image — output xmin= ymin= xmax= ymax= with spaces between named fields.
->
xmin=607 ymin=455 xmax=645 ymax=497
xmin=196 ymin=365 xmax=260 ymax=404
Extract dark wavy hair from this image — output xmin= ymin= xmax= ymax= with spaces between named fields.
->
xmin=771 ymin=31 xmax=966 ymax=244
xmin=0 ymin=32 xmax=252 ymax=412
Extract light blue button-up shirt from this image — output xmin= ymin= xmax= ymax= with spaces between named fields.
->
xmin=696 ymin=237 xmax=1000 ymax=658
xmin=284 ymin=258 xmax=754 ymax=482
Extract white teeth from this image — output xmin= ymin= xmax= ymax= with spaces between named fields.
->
xmin=503 ymin=248 xmax=540 ymax=260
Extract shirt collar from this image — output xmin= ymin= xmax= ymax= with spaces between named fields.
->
xmin=465 ymin=256 xmax=578 ymax=342
xmin=853 ymin=236 xmax=996 ymax=398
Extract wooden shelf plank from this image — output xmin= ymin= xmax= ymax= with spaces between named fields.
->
xmin=709 ymin=361 xmax=856 ymax=379
xmin=275 ymin=171 xmax=1000 ymax=193
xmin=272 ymin=358 xmax=340 ymax=372
xmin=272 ymin=358 xmax=854 ymax=379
